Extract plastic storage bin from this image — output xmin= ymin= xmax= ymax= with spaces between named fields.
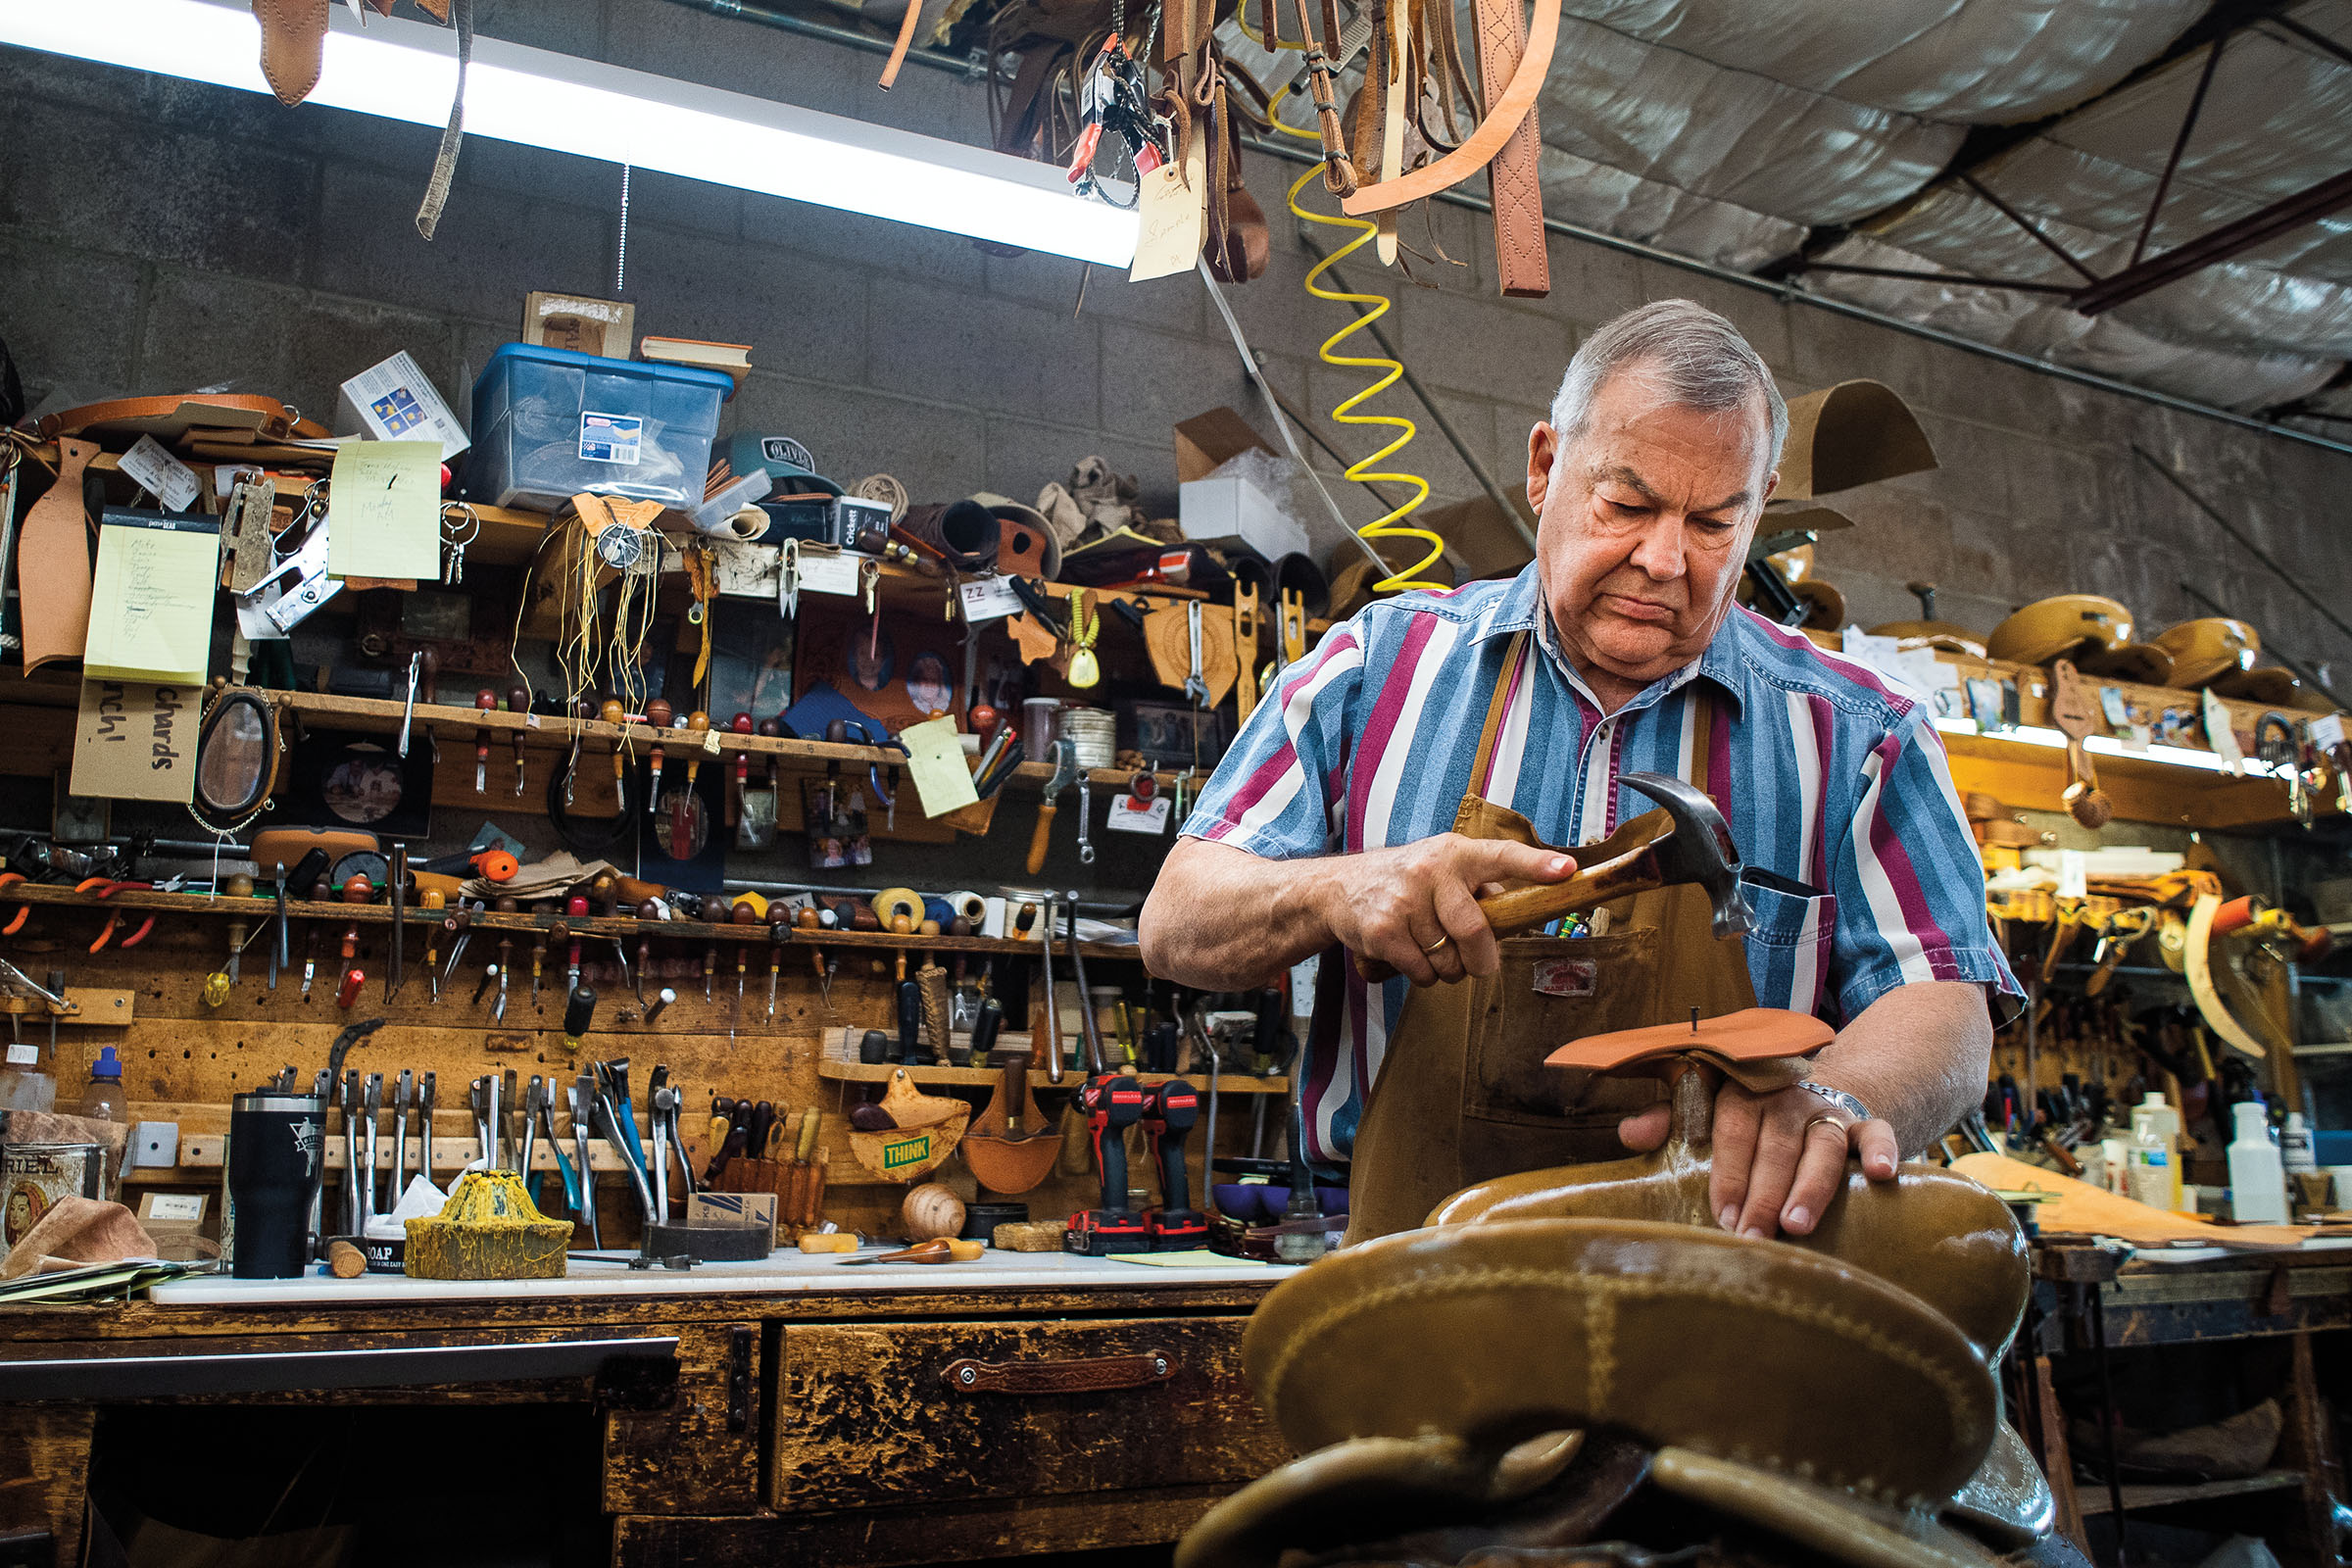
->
xmin=467 ymin=343 xmax=735 ymax=512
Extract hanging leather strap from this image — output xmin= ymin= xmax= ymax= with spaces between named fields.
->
xmin=1343 ymin=0 xmax=1555 ymax=219
xmin=1474 ymin=0 xmax=1549 ymax=296
xmin=414 ymin=0 xmax=473 ymax=240
xmin=252 ymin=0 xmax=327 ymax=107
xmin=1293 ymin=0 xmax=1360 ymax=194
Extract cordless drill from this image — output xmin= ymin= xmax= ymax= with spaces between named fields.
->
xmin=1142 ymin=1079 xmax=1207 ymax=1250
xmin=1063 ymin=1071 xmax=1151 ymax=1255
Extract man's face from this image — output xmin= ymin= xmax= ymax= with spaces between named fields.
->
xmin=1526 ymin=365 xmax=1777 ymax=691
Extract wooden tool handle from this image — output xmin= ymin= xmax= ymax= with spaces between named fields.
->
xmin=942 ymin=1350 xmax=1174 ymax=1395
xmin=1025 ymin=801 xmax=1058 ymax=876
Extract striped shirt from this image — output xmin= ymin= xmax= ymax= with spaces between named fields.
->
xmin=1180 ymin=565 xmax=2019 ymax=1160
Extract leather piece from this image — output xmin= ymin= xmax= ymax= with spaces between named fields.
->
xmin=253 ymin=0 xmax=328 ymax=107
xmin=34 ymin=392 xmax=307 ymax=443
xmin=897 ymin=501 xmax=999 ymax=573
xmin=414 ymin=0 xmax=472 ymax=240
xmin=1475 ymin=0 xmax=1549 ymax=297
xmin=1341 ymin=0 xmax=1557 ymax=217
xmin=1246 ymin=1217 xmax=1999 ymax=1505
xmin=18 ymin=438 xmax=98 ymax=675
xmin=1650 ymin=1447 xmax=2003 ymax=1568
xmin=942 ymin=1350 xmax=1174 ymax=1394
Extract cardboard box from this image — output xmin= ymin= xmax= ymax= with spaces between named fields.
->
xmin=333 ymin=351 xmax=468 ymax=460
xmin=1180 ymin=473 xmax=1308 ymax=564
xmin=521 ymin=291 xmax=636 ymax=360
xmin=1173 ymin=406 xmax=1276 ymax=483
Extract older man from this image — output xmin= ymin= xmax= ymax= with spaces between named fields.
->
xmin=1141 ymin=299 xmax=2013 ymax=1242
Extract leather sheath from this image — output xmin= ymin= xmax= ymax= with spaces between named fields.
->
xmin=18 ymin=439 xmax=98 ymax=676
xmin=1475 ymin=0 xmax=1549 ymax=297
xmin=253 ymin=0 xmax=329 ymax=107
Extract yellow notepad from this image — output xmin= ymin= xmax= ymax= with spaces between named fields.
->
xmin=83 ymin=511 xmax=220 ymax=686
xmin=326 ymin=439 xmax=441 ymax=580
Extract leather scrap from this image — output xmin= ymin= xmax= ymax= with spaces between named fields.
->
xmin=253 ymin=0 xmax=328 ymax=107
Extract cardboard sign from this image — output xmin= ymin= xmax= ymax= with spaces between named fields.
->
xmin=70 ymin=679 xmax=197 ymax=804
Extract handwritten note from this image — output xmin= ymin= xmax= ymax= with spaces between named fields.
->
xmin=899 ymin=715 xmax=980 ymax=818
xmin=84 ymin=511 xmax=220 ymax=686
xmin=1129 ymin=135 xmax=1208 ymax=283
xmin=326 ymin=440 xmax=441 ymax=581
xmin=70 ymin=678 xmax=196 ymax=804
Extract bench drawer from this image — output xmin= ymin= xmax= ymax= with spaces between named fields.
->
xmin=770 ymin=1315 xmax=1286 ymax=1511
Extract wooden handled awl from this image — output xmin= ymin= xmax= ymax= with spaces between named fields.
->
xmin=1028 ymin=739 xmax=1079 ymax=876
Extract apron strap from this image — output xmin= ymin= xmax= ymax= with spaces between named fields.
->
xmin=1466 ymin=630 xmax=1530 ymax=803
xmin=1688 ymin=683 xmax=1714 ymax=797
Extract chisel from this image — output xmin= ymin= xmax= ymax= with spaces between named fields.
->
xmin=390 ymin=1068 xmax=413 ymax=1201
xmin=386 ymin=844 xmax=406 ymax=1002
xmin=361 ymin=1073 xmax=382 ymax=1221
xmin=418 ymin=1071 xmax=435 ymax=1188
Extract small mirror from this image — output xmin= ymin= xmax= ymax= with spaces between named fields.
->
xmin=195 ymin=691 xmax=275 ymax=818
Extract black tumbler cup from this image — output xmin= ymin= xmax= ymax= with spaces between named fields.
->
xmin=228 ymin=1092 xmax=328 ymax=1279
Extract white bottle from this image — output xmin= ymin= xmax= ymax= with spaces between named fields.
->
xmin=2228 ymin=1102 xmax=2290 ymax=1224
xmin=2137 ymin=1093 xmax=2185 ymax=1211
xmin=2282 ymin=1112 xmax=2317 ymax=1174
xmin=2100 ymin=1131 xmax=2132 ymax=1196
xmin=2127 ymin=1107 xmax=2173 ymax=1210
xmin=0 ymin=1039 xmax=55 ymax=1112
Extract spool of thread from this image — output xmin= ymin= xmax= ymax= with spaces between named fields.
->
xmin=1059 ymin=706 xmax=1115 ymax=769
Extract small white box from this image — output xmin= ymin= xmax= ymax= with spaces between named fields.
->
xmin=335 ymin=350 xmax=470 ymax=461
xmin=1180 ymin=473 xmax=1308 ymax=563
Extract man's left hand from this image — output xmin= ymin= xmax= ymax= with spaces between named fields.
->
xmin=1617 ymin=1081 xmax=1900 ymax=1239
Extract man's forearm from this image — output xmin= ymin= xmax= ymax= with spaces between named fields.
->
xmin=1139 ymin=839 xmax=1341 ymax=991
xmin=1809 ymin=979 xmax=1993 ymax=1155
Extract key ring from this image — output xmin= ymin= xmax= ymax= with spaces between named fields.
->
xmin=439 ymin=501 xmax=480 ymax=548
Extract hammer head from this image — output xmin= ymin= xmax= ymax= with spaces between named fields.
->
xmin=1623 ymin=772 xmax=1752 ymax=941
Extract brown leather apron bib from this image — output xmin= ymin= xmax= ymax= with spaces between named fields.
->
xmin=1346 ymin=634 xmax=1759 ymax=1242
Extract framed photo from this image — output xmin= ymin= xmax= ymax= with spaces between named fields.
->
xmin=51 ymin=771 xmax=110 ymax=845
xmin=267 ymin=729 xmax=434 ymax=840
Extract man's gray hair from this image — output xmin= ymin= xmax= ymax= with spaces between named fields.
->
xmin=1548 ymin=300 xmax=1788 ymax=476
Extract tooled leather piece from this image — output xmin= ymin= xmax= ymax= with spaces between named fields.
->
xmin=1343 ymin=0 xmax=1556 ymax=218
xmin=253 ymin=0 xmax=328 ymax=107
xmin=18 ymin=438 xmax=98 ymax=676
xmin=942 ymin=1350 xmax=1174 ymax=1394
xmin=1476 ymin=0 xmax=1549 ymax=297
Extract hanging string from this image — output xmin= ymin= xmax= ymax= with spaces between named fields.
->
xmin=616 ymin=164 xmax=632 ymax=294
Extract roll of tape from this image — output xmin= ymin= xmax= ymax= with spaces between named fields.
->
xmin=947 ymin=889 xmax=987 ymax=925
xmin=870 ymin=886 xmax=923 ymax=930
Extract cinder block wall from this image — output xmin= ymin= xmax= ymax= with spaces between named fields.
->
xmin=6 ymin=0 xmax=2351 ymax=680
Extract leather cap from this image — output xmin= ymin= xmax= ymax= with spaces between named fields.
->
xmin=1984 ymin=595 xmax=2132 ymax=666
xmin=969 ymin=492 xmax=1060 ymax=579
xmin=897 ymin=500 xmax=1000 ymax=573
xmin=1244 ymin=1218 xmax=1998 ymax=1506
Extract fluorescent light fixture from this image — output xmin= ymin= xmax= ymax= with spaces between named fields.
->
xmin=0 ymin=0 xmax=1138 ymax=266
xmin=1930 ymin=715 xmax=2286 ymax=779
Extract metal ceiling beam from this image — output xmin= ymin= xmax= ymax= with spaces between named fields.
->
xmin=2073 ymin=167 xmax=2352 ymax=314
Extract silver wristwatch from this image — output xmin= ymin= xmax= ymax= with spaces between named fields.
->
xmin=1796 ymin=1081 xmax=1872 ymax=1123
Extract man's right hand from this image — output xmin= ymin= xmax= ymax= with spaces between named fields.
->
xmin=1312 ymin=834 xmax=1577 ymax=986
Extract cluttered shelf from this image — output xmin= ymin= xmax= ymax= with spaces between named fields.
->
xmin=812 ymin=1059 xmax=1288 ymax=1094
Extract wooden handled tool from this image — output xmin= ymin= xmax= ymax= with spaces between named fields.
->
xmin=1028 ymin=740 xmax=1079 ymax=877
xmin=2048 ymin=660 xmax=2111 ymax=829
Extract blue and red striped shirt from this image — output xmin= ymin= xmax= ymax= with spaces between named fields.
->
xmin=1181 ymin=565 xmax=2019 ymax=1160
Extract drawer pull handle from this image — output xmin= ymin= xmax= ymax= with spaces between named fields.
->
xmin=942 ymin=1350 xmax=1175 ymax=1395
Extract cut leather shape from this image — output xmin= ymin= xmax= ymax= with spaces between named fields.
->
xmin=1649 ymin=1448 xmax=2002 ymax=1568
xmin=415 ymin=0 xmax=474 ymax=240
xmin=253 ymin=0 xmax=328 ymax=106
xmin=1544 ymin=1006 xmax=1833 ymax=1074
xmin=19 ymin=438 xmax=98 ymax=675
xmin=34 ymin=392 xmax=310 ymax=444
xmin=1475 ymin=0 xmax=1547 ymax=296
xmin=878 ymin=0 xmax=928 ymax=88
xmin=1341 ymin=0 xmax=1557 ymax=217
xmin=1245 ymin=1217 xmax=1997 ymax=1505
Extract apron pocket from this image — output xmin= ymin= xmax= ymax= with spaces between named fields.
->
xmin=1464 ymin=929 xmax=1663 ymax=1129
xmin=1740 ymin=872 xmax=1837 ymax=1019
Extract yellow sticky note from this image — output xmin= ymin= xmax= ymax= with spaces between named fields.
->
xmin=326 ymin=440 xmax=441 ymax=580
xmin=900 ymin=715 xmax=980 ymax=818
xmin=83 ymin=512 xmax=220 ymax=686
xmin=1129 ymin=135 xmax=1208 ymax=283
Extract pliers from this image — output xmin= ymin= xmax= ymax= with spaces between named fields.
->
xmin=536 ymin=1080 xmax=582 ymax=1214
xmin=0 ymin=872 xmax=27 ymax=936
xmin=77 ymin=877 xmax=156 ymax=952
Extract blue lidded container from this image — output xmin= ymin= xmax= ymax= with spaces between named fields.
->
xmin=467 ymin=343 xmax=736 ymax=513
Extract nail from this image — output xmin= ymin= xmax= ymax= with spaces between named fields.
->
xmin=1740 ymin=1225 xmax=1766 ymax=1241
xmin=1717 ymin=1205 xmax=1737 ymax=1230
xmin=1784 ymin=1205 xmax=1810 ymax=1231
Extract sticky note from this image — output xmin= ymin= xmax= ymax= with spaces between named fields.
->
xmin=83 ymin=511 xmax=220 ymax=685
xmin=899 ymin=715 xmax=980 ymax=818
xmin=327 ymin=440 xmax=441 ymax=581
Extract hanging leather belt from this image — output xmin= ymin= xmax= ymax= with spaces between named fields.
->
xmin=1473 ymin=0 xmax=1549 ymax=297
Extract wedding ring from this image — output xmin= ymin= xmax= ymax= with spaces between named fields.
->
xmin=1423 ymin=935 xmax=1451 ymax=953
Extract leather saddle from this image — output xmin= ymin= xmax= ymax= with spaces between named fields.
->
xmin=1179 ymin=1046 xmax=2061 ymax=1568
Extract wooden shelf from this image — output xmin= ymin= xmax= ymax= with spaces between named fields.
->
xmin=2076 ymin=1469 xmax=2305 ymax=1515
xmin=815 ymin=1059 xmax=1289 ymax=1094
xmin=0 ymin=882 xmax=1145 ymax=958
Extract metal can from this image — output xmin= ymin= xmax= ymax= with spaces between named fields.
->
xmin=1 ymin=1142 xmax=105 ymax=1247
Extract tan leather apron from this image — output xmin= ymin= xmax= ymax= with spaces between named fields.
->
xmin=1347 ymin=633 xmax=1759 ymax=1242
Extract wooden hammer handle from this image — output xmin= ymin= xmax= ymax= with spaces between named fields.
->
xmin=1025 ymin=801 xmax=1058 ymax=876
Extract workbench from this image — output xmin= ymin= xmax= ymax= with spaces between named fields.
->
xmin=0 ymin=1253 xmax=1297 ymax=1567
xmin=2020 ymin=1236 xmax=2350 ymax=1565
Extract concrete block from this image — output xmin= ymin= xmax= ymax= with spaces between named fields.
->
xmin=0 ymin=44 xmax=148 ymax=117
xmin=0 ymin=230 xmax=144 ymax=408
xmin=4 ymin=97 xmax=318 ymax=280
xmin=1304 ymin=363 xmax=1489 ymax=503
xmin=313 ymin=161 xmax=612 ymax=323
xmin=2065 ymin=531 xmax=2188 ymax=633
xmin=1099 ymin=319 xmax=1257 ymax=443
xmin=868 ymin=276 xmax=1097 ymax=427
xmin=285 ymin=296 xmax=464 ymax=425
xmin=1784 ymin=302 xmax=1939 ymax=410
xmin=744 ymin=198 xmax=988 ymax=293
xmin=1635 ymin=265 xmax=1791 ymax=379
xmin=621 ymin=222 xmax=866 ymax=371
xmin=133 ymin=270 xmax=303 ymax=405
xmin=1558 ymin=238 xmax=1649 ymax=329
xmin=982 ymin=417 xmax=1179 ymax=516
xmin=1817 ymin=489 xmax=1952 ymax=589
xmin=478 ymin=0 xmax=608 ymax=56
xmin=1393 ymin=276 xmax=1574 ymax=403
xmin=987 ymin=249 xmax=1202 ymax=334
xmin=729 ymin=373 xmax=984 ymax=501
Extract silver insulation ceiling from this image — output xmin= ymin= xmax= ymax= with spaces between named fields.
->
xmin=1226 ymin=0 xmax=2352 ymax=422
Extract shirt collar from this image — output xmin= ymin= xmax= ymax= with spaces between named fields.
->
xmin=1473 ymin=564 xmax=1748 ymax=718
